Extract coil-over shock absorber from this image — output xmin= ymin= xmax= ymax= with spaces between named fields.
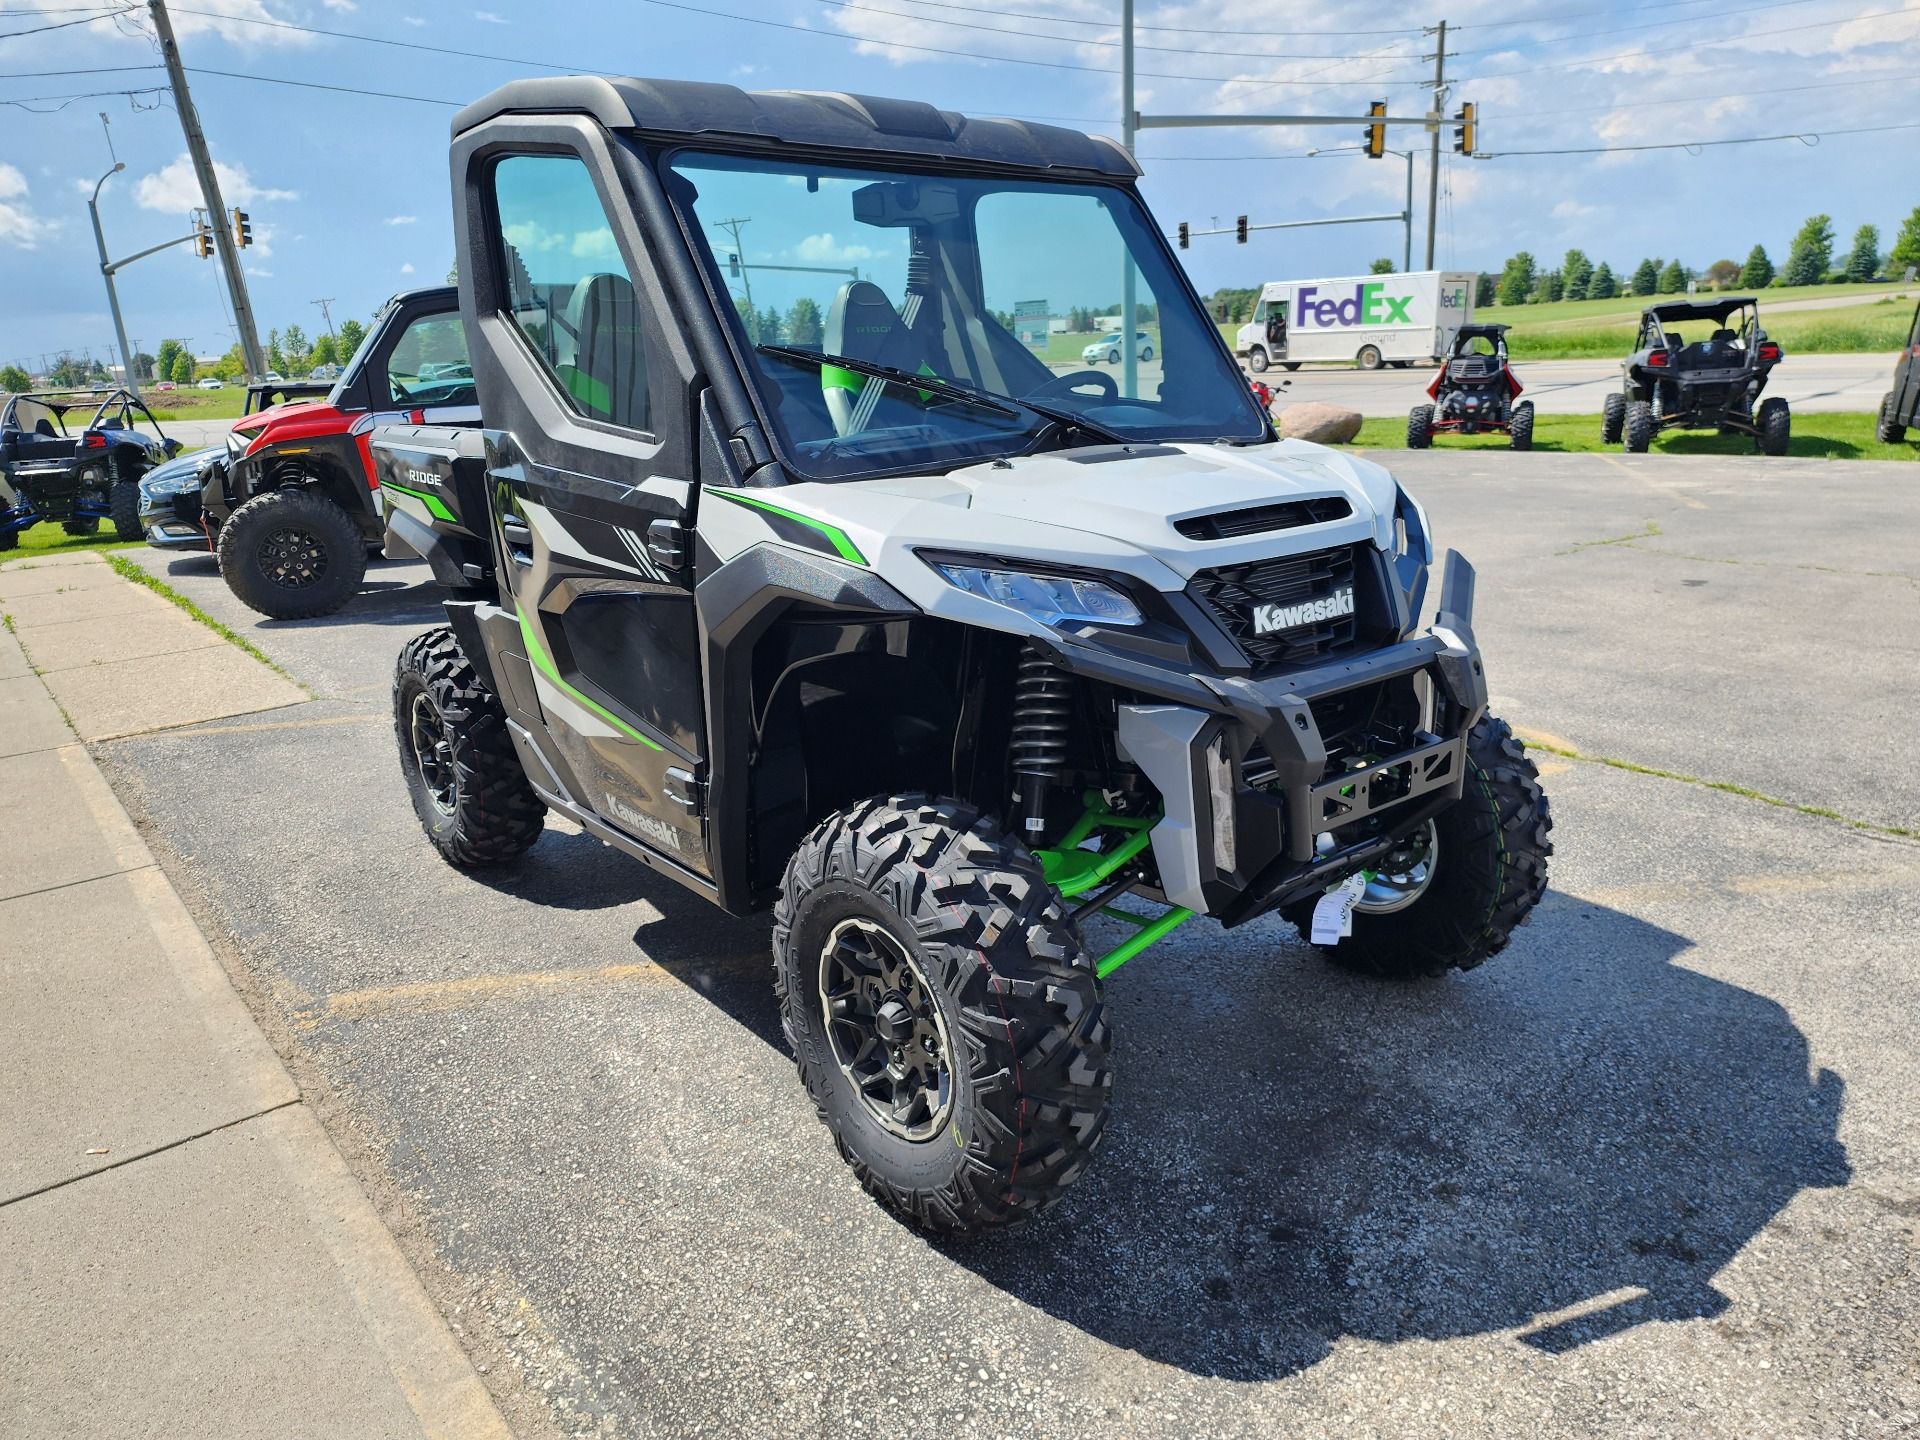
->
xmin=1011 ymin=642 xmax=1071 ymax=841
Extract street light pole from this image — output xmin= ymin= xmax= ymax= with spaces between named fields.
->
xmin=88 ymin=163 xmax=139 ymax=396
xmin=1404 ymin=149 xmax=1415 ymax=274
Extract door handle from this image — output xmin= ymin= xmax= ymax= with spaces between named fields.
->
xmin=500 ymin=514 xmax=533 ymax=565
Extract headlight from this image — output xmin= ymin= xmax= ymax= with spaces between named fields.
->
xmin=931 ymin=561 xmax=1144 ymax=629
xmin=143 ymin=468 xmax=208 ymax=498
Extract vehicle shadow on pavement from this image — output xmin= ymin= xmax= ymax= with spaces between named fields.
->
xmin=936 ymin=890 xmax=1850 ymax=1381
xmin=157 ymin=554 xmax=443 ymax=627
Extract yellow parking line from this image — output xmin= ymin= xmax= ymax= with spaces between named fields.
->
xmin=317 ymin=961 xmax=674 ymax=1023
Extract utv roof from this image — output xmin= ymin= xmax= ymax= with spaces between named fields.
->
xmin=1454 ymin=323 xmax=1510 ymax=338
xmin=453 ymin=76 xmax=1141 ymax=179
xmin=1644 ymin=296 xmax=1757 ymax=322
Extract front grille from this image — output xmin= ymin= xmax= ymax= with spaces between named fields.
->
xmin=1174 ymin=495 xmax=1351 ymax=541
xmin=1189 ymin=543 xmax=1361 ymax=667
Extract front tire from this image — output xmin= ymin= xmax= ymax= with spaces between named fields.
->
xmin=62 ymin=517 xmax=100 ymax=537
xmin=774 ymin=794 xmax=1112 ymax=1234
xmin=1247 ymin=346 xmax=1270 ymax=373
xmin=110 ymin=475 xmax=143 ymax=541
xmin=1878 ymin=390 xmax=1907 ymax=445
xmin=1140 ymin=346 xmax=1153 ymax=362
xmin=393 ymin=628 xmax=546 ymax=868
xmin=1288 ymin=716 xmax=1552 ymax=979
xmin=1601 ymin=391 xmax=1626 ymax=444
xmin=1509 ymin=400 xmax=1535 ymax=451
xmin=217 ymin=487 xmax=368 ymax=619
xmin=1623 ymin=400 xmax=1653 ymax=453
xmin=1407 ymin=404 xmax=1434 ymax=449
xmin=1757 ymin=396 xmax=1791 ymax=456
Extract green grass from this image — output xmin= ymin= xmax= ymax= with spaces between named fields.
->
xmin=103 ymin=551 xmax=296 ymax=681
xmin=1352 ymin=409 xmax=1918 ymax=462
xmin=143 ymin=386 xmax=252 ymax=422
xmin=3 ymin=524 xmax=145 ymax=560
xmin=1478 ymin=280 xmax=1911 ymax=329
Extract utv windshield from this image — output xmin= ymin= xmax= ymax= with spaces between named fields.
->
xmin=664 ymin=150 xmax=1265 ymax=480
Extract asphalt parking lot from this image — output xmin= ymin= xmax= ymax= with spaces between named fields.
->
xmin=99 ymin=449 xmax=1918 ymax=1439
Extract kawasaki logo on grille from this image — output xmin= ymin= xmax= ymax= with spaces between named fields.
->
xmin=1252 ymin=586 xmax=1355 ymax=635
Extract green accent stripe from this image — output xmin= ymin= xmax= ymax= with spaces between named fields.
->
xmin=706 ymin=487 xmax=866 ymax=565
xmin=517 ymin=609 xmax=664 ymax=751
xmin=381 ymin=479 xmax=456 ymax=524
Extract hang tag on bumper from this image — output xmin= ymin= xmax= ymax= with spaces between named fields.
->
xmin=1310 ymin=872 xmax=1369 ymax=946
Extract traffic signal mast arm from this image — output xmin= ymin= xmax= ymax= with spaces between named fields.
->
xmin=104 ymin=220 xmax=218 ymax=275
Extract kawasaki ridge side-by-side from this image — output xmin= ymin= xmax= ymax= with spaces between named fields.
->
xmin=378 ymin=77 xmax=1553 ymax=1234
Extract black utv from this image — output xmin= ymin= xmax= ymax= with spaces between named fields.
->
xmin=1604 ymin=297 xmax=1787 ymax=455
xmin=374 ymin=75 xmax=1553 ymax=1236
xmin=1875 ymin=296 xmax=1919 ymax=447
xmin=0 ymin=389 xmax=180 ymax=548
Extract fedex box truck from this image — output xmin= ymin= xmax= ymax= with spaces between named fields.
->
xmin=1234 ymin=271 xmax=1476 ymax=372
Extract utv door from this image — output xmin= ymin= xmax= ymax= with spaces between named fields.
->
xmin=468 ymin=139 xmax=709 ymax=874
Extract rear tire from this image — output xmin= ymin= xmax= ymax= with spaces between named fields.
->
xmin=1357 ymin=344 xmax=1384 ymax=371
xmin=217 ymin=487 xmax=368 ymax=619
xmin=0 ymin=527 xmax=18 ymax=552
xmin=1878 ymin=390 xmax=1907 ymax=445
xmin=1623 ymin=400 xmax=1653 ymax=453
xmin=774 ymin=794 xmax=1111 ymax=1234
xmin=62 ymin=517 xmax=100 ymax=537
xmin=1283 ymin=362 xmax=1302 ymax=372
xmin=1247 ymin=346 xmax=1269 ymax=373
xmin=1757 ymin=396 xmax=1791 ymax=456
xmin=393 ymin=628 xmax=546 ymax=868
xmin=1509 ymin=401 xmax=1534 ymax=451
xmin=1286 ymin=715 xmax=1552 ymax=979
xmin=1601 ymin=391 xmax=1625 ymax=444
xmin=1406 ymin=404 xmax=1434 ymax=449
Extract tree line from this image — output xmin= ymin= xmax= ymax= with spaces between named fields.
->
xmin=1482 ymin=207 xmax=1920 ymax=307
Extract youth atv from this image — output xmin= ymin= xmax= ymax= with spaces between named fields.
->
xmin=1605 ymin=297 xmax=1787 ymax=455
xmin=206 ymin=287 xmax=476 ymax=619
xmin=378 ymin=76 xmax=1553 ymax=1235
xmin=0 ymin=389 xmax=180 ymax=549
xmin=1406 ymin=323 xmax=1533 ymax=450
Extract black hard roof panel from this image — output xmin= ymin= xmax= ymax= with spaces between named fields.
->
xmin=453 ymin=76 xmax=1140 ymax=179
xmin=1646 ymin=296 xmax=1756 ymax=321
xmin=1455 ymin=322 xmax=1510 ymax=337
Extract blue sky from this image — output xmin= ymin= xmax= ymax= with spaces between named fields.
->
xmin=0 ymin=0 xmax=1911 ymax=371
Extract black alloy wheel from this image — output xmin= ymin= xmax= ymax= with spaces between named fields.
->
xmin=818 ymin=917 xmax=953 ymax=1141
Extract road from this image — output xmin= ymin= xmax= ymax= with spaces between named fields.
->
xmin=93 ymin=450 xmax=1920 ymax=1439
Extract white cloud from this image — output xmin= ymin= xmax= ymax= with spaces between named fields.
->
xmin=0 ymin=163 xmax=59 ymax=250
xmin=400 ymin=262 xmax=416 ymax=274
xmin=135 ymin=155 xmax=297 ymax=215
xmin=474 ymin=9 xmax=506 ymax=22
xmin=403 ymin=15 xmax=425 ymax=25
xmin=245 ymin=266 xmax=274 ymax=277
xmin=571 ymin=226 xmax=617 ymax=260
xmin=796 ymin=232 xmax=876 ymax=264
xmin=385 ymin=215 xmax=418 ymax=226
xmin=161 ymin=0 xmax=314 ymax=46
xmin=321 ymin=0 xmax=357 ymax=9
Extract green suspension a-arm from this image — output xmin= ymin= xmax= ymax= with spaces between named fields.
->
xmin=1034 ymin=792 xmax=1194 ymax=980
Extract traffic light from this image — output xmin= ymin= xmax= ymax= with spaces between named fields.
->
xmin=1235 ymin=214 xmax=1248 ymax=244
xmin=1364 ymin=100 xmax=1387 ymax=159
xmin=1453 ymin=103 xmax=1477 ymax=155
xmin=231 ymin=208 xmax=253 ymax=248
xmin=194 ymin=221 xmax=212 ymax=259
xmin=728 ymin=251 xmax=740 ymax=277
xmin=1177 ymin=221 xmax=1189 ymax=250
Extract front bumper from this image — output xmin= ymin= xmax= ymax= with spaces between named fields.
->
xmin=139 ymin=490 xmax=210 ymax=550
xmin=1073 ymin=551 xmax=1488 ymax=925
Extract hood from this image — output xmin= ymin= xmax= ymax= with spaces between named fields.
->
xmin=139 ymin=444 xmax=221 ymax=494
xmin=231 ymin=396 xmax=340 ymax=443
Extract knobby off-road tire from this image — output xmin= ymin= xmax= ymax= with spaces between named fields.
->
xmin=1407 ymin=405 xmax=1434 ymax=450
xmin=1877 ymin=391 xmax=1907 ymax=445
xmin=1623 ymin=400 xmax=1654 ymax=453
xmin=1287 ymin=715 xmax=1552 ymax=980
xmin=61 ymin=517 xmax=99 ymax=537
xmin=774 ymin=794 xmax=1112 ymax=1235
xmin=110 ymin=468 xmax=143 ymax=541
xmin=1757 ymin=397 xmax=1791 ymax=457
xmin=1509 ymin=401 xmax=1535 ymax=451
xmin=218 ymin=487 xmax=368 ymax=620
xmin=0 ymin=527 xmax=16 ymax=552
xmin=1601 ymin=391 xmax=1626 ymax=444
xmin=393 ymin=628 xmax=546 ymax=868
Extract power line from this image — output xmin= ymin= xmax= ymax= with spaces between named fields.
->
xmin=808 ymin=0 xmax=1422 ymax=37
xmin=0 ymin=63 xmax=160 ymax=76
xmin=0 ymin=4 xmax=133 ymax=40
xmin=1447 ymin=0 xmax=1837 ymax=60
xmin=0 ymin=84 xmax=165 ymax=110
xmin=1455 ymin=0 xmax=1816 ymax=27
xmin=1481 ymin=119 xmax=1920 ymax=156
xmin=184 ymin=66 xmax=462 ymax=107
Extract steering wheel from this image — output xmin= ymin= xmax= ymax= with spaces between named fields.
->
xmin=1030 ymin=369 xmax=1119 ymax=402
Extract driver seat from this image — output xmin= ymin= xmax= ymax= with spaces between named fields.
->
xmin=823 ymin=280 xmax=934 ymax=437
xmin=556 ymin=273 xmax=648 ymax=428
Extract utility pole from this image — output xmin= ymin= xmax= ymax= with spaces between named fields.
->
xmin=1425 ymin=20 xmax=1447 ymax=272
xmin=311 ymin=297 xmax=336 ymax=339
xmin=714 ymin=217 xmax=757 ymax=326
xmin=87 ymin=162 xmax=139 ymax=396
xmin=1119 ymin=0 xmax=1138 ymax=400
xmin=149 ymin=0 xmax=264 ymax=381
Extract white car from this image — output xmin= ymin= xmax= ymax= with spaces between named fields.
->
xmin=196 ymin=377 xmax=225 ymax=390
xmin=1082 ymin=330 xmax=1154 ymax=365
